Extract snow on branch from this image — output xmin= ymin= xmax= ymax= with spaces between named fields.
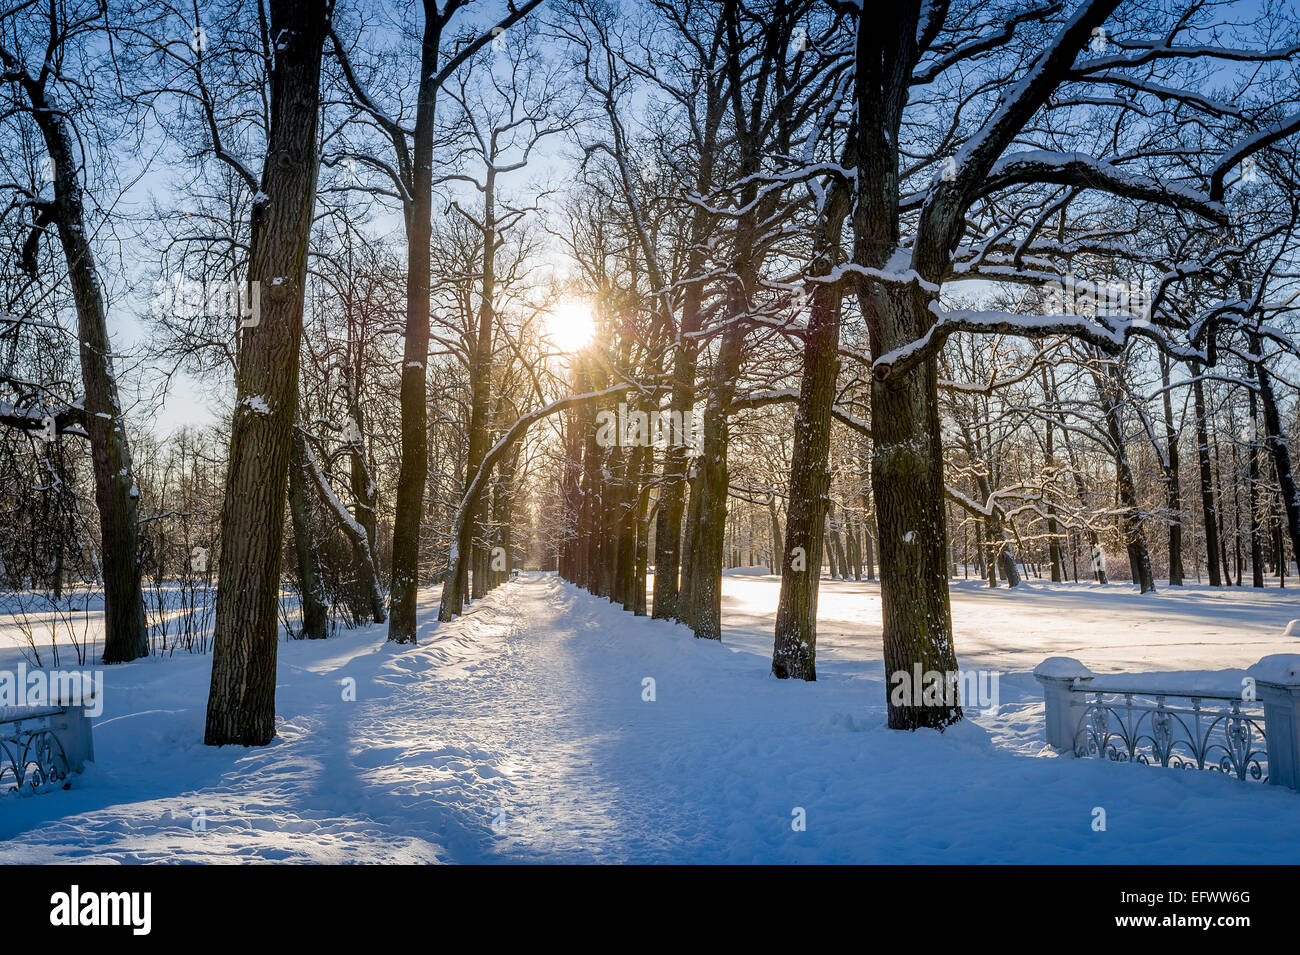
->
xmin=982 ymin=151 xmax=1226 ymax=223
xmin=911 ymin=3 xmax=1061 ymax=85
xmin=728 ymin=389 xmax=871 ymax=435
xmin=938 ymin=0 xmax=1122 ymax=198
xmin=871 ymin=301 xmax=1144 ymax=382
xmin=944 ymin=482 xmax=1048 ymax=521
xmin=1210 ymin=112 xmax=1300 ymax=201
xmin=812 ymin=260 xmax=941 ymax=294
xmin=299 ymin=430 xmax=369 ymax=545
xmin=1072 ymin=39 xmax=1300 ymax=75
xmin=0 ymin=395 xmax=86 ymax=437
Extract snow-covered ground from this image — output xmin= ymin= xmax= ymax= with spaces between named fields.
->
xmin=3 ymin=572 xmax=1300 ymax=863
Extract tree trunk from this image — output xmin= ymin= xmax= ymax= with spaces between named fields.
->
xmin=975 ymin=474 xmax=1022 ymax=589
xmin=1249 ymin=388 xmax=1264 ymax=587
xmin=1253 ymin=345 xmax=1300 ymax=576
xmin=1192 ymin=364 xmax=1223 ymax=585
xmin=830 ymin=514 xmax=850 ymax=581
xmin=767 ymin=497 xmax=782 ymax=575
xmin=346 ymin=394 xmax=384 ymax=621
xmin=996 ymin=531 xmax=1023 ymax=587
xmin=490 ymin=447 xmax=518 ymax=590
xmin=581 ymin=363 xmax=607 ymax=598
xmin=650 ymin=68 xmax=722 ymax=620
xmin=615 ymin=435 xmax=640 ymax=611
xmin=872 ymin=354 xmax=960 ymax=729
xmin=387 ymin=2 xmax=442 ymax=644
xmin=1159 ymin=353 xmax=1184 ymax=584
xmin=1099 ymin=365 xmax=1155 ymax=592
xmin=966 ymin=454 xmax=1022 ymax=588
xmin=631 ymin=444 xmax=652 ymax=615
xmin=558 ymin=375 xmax=586 ymax=581
xmin=464 ymin=172 xmax=501 ymax=610
xmin=651 ymin=298 xmax=700 ymax=619
xmin=27 ymin=69 xmax=148 ymax=664
xmin=845 ymin=507 xmax=863 ymax=580
xmin=1056 ymin=374 xmax=1107 ymax=584
xmin=860 ymin=490 xmax=876 ymax=580
xmin=823 ymin=523 xmax=839 ymax=580
xmin=440 ymin=384 xmax=630 ymax=619
xmin=206 ymin=0 xmax=328 ymax=745
xmin=690 ymin=325 xmax=744 ymax=641
xmin=1043 ymin=372 xmax=1063 ymax=582
xmin=289 ymin=426 xmax=327 ymax=639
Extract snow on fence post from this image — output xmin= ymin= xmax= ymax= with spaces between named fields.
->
xmin=1249 ymin=655 xmax=1300 ymax=791
xmin=1034 ymin=657 xmax=1095 ymax=751
xmin=0 ymin=696 xmax=94 ymax=792
xmin=50 ymin=702 xmax=95 ymax=773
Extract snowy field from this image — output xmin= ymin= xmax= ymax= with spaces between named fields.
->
xmin=3 ymin=571 xmax=1300 ymax=863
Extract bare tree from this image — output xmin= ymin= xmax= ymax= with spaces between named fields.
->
xmin=331 ymin=0 xmax=543 ymax=645
xmin=205 ymin=0 xmax=330 ymax=747
xmin=0 ymin=0 xmax=149 ymax=662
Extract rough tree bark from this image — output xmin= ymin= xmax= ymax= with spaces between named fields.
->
xmin=205 ymin=0 xmax=328 ymax=746
xmin=1042 ymin=391 xmax=1064 ymax=582
xmin=1252 ymin=343 xmax=1300 ymax=574
xmin=675 ymin=467 xmax=702 ymax=628
xmin=1099 ymin=367 xmax=1155 ymax=592
xmin=651 ymin=313 xmax=699 ymax=618
xmin=1 ymin=41 xmax=150 ymax=663
xmin=690 ymin=325 xmax=745 ymax=640
xmin=385 ymin=2 xmax=441 ymax=644
xmin=1159 ymin=352 xmax=1184 ymax=585
xmin=771 ymin=182 xmax=849 ymax=679
xmin=649 ymin=25 xmax=725 ymax=621
xmin=1248 ymin=388 xmax=1263 ymax=587
xmin=289 ymin=425 xmax=327 ymax=639
xmin=373 ymin=0 xmax=542 ymax=641
xmin=631 ymin=443 xmax=652 ymax=614
xmin=857 ymin=0 xmax=1125 ymax=728
xmin=459 ymin=168 xmax=497 ymax=613
xmin=1191 ymin=362 xmax=1223 ymax=586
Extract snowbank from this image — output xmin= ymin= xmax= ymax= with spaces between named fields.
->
xmin=3 ymin=574 xmax=1300 ymax=863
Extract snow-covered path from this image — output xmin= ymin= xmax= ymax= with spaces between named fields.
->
xmin=4 ymin=572 xmax=1300 ymax=863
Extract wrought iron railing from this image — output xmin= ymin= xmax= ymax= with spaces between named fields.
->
xmin=1073 ymin=688 xmax=1267 ymax=782
xmin=0 ymin=707 xmax=72 ymax=793
xmin=1038 ymin=656 xmax=1300 ymax=791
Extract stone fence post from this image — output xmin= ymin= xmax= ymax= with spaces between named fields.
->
xmin=50 ymin=703 xmax=95 ymax=773
xmin=1249 ymin=655 xmax=1300 ymax=791
xmin=1034 ymin=657 xmax=1095 ymax=752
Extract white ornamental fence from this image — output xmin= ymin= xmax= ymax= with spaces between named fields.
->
xmin=0 ymin=699 xmax=95 ymax=793
xmin=1035 ymin=654 xmax=1300 ymax=790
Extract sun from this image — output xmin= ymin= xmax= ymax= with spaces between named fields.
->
xmin=546 ymin=297 xmax=596 ymax=353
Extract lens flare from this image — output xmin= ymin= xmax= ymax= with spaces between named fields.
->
xmin=546 ymin=298 xmax=596 ymax=352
